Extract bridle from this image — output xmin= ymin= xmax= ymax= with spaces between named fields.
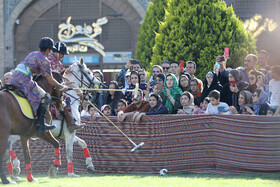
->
xmin=69 ymin=64 xmax=97 ymax=88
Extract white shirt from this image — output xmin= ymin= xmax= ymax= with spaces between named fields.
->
xmin=81 ymin=110 xmax=91 ymax=117
xmin=269 ymin=79 xmax=280 ymax=107
xmin=205 ymin=102 xmax=229 ymax=114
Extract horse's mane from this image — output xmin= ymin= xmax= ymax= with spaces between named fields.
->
xmin=34 ymin=71 xmax=63 ymax=83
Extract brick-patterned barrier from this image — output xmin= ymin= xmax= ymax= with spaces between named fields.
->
xmin=9 ymin=114 xmax=280 ymax=175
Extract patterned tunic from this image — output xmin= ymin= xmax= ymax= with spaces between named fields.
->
xmin=10 ymin=51 xmax=52 ymax=115
xmin=47 ymin=53 xmax=64 ymax=73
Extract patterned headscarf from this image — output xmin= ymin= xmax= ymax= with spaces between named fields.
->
xmin=162 ymin=73 xmax=182 ymax=113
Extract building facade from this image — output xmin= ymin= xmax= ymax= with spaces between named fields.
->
xmin=0 ymin=0 xmax=279 ymax=80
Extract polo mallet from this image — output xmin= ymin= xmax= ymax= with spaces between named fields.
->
xmin=86 ymin=99 xmax=144 ymax=152
xmin=68 ymin=83 xmax=139 ymax=97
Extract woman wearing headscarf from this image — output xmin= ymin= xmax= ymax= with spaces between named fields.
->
xmin=159 ymin=73 xmax=182 ymax=114
xmin=220 ymin=69 xmax=249 ymax=110
xmin=228 ymin=90 xmax=253 ymax=114
xmin=133 ymin=93 xmax=169 ymax=122
xmin=178 ymin=72 xmax=191 ymax=92
xmin=177 ymin=91 xmax=194 ymax=115
xmin=124 ymin=71 xmax=147 ymax=105
xmin=103 ymin=81 xmax=124 ymax=115
xmin=199 ymin=71 xmax=222 ymax=104
xmin=245 ymin=89 xmax=269 ymax=115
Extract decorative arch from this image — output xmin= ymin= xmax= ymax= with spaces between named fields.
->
xmin=13 ymin=0 xmax=142 ymax=65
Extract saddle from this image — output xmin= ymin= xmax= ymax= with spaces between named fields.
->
xmin=3 ymin=84 xmax=34 ymax=119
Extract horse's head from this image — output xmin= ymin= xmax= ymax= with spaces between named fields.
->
xmin=67 ymin=57 xmax=102 ymax=89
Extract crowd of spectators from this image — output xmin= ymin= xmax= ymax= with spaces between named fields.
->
xmin=3 ymin=50 xmax=280 ymax=122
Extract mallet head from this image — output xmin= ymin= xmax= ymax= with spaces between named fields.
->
xmin=133 ymin=83 xmax=139 ymax=98
xmin=131 ymin=142 xmax=144 ymax=152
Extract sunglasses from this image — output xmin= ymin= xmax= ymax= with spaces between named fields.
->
xmin=248 ymin=76 xmax=256 ymax=80
xmin=152 ymin=71 xmax=160 ymax=73
xmin=162 ymin=67 xmax=170 ymax=70
xmin=252 ymin=94 xmax=258 ymax=97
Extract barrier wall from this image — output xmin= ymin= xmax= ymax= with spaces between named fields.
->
xmin=11 ymin=114 xmax=280 ymax=175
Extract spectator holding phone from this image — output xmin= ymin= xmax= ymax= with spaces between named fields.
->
xmin=117 ymin=59 xmax=142 ymax=88
xmin=124 ymin=71 xmax=147 ymax=105
xmin=220 ymin=69 xmax=248 ymax=110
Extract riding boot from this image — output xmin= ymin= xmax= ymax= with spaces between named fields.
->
xmin=36 ymin=93 xmax=56 ymax=133
xmin=64 ymin=109 xmax=84 ymax=133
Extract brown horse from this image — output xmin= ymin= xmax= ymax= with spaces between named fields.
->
xmin=0 ymin=72 xmax=63 ymax=184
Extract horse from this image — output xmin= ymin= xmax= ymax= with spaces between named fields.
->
xmin=6 ymin=58 xmax=101 ymax=179
xmin=0 ymin=72 xmax=64 ymax=184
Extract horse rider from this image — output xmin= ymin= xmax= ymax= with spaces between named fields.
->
xmin=47 ymin=41 xmax=85 ymax=133
xmin=10 ymin=37 xmax=68 ymax=133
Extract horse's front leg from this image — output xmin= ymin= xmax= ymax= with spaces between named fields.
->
xmin=65 ymin=131 xmax=79 ymax=177
xmin=74 ymin=135 xmax=95 ymax=174
xmin=37 ymin=131 xmax=60 ymax=178
xmin=21 ymin=137 xmax=37 ymax=182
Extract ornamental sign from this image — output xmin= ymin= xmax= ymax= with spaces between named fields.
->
xmin=58 ymin=16 xmax=108 ymax=56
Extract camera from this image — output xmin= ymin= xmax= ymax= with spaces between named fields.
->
xmin=130 ymin=59 xmax=140 ymax=65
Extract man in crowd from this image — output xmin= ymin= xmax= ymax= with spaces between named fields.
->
xmin=117 ymin=89 xmax=150 ymax=122
xmin=258 ymin=50 xmax=270 ymax=71
xmin=161 ymin=60 xmax=170 ymax=75
xmin=170 ymin=61 xmax=180 ymax=79
xmin=185 ymin=61 xmax=203 ymax=89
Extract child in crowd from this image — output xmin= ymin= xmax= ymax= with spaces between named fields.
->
xmin=81 ymin=100 xmax=91 ymax=117
xmin=266 ymin=107 xmax=276 ymax=116
xmin=101 ymin=104 xmax=112 ymax=116
xmin=205 ymin=90 xmax=230 ymax=114
xmin=116 ymin=99 xmax=127 ymax=115
xmin=88 ymin=105 xmax=100 ymax=120
xmin=177 ymin=91 xmax=194 ymax=115
xmin=193 ymin=97 xmax=210 ymax=114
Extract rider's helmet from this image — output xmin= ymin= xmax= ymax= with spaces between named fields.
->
xmin=53 ymin=42 xmax=69 ymax=55
xmin=39 ymin=37 xmax=56 ymax=50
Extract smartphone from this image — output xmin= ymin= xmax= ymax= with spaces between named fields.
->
xmin=131 ymin=59 xmax=140 ymax=64
xmin=224 ymin=48 xmax=229 ymax=59
xmin=215 ymin=61 xmax=220 ymax=71
xmin=230 ymin=80 xmax=236 ymax=87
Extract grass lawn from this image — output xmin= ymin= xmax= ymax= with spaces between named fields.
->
xmin=9 ymin=173 xmax=280 ymax=187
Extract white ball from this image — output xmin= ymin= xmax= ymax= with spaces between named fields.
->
xmin=159 ymin=169 xmax=168 ymax=176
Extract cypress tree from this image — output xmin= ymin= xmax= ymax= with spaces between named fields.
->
xmin=135 ymin=0 xmax=167 ymax=73
xmin=151 ymin=0 xmax=256 ymax=79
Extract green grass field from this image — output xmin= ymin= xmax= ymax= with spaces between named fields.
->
xmin=8 ymin=173 xmax=280 ymax=187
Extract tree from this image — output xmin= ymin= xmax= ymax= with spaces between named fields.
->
xmin=135 ymin=0 xmax=167 ymax=74
xmin=151 ymin=0 xmax=256 ymax=79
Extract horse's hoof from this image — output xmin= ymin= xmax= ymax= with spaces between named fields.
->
xmin=8 ymin=180 xmax=17 ymax=185
xmin=87 ymin=165 xmax=95 ymax=174
xmin=48 ymin=165 xmax=58 ymax=178
xmin=30 ymin=178 xmax=38 ymax=182
xmin=68 ymin=173 xmax=80 ymax=178
xmin=12 ymin=167 xmax=21 ymax=177
xmin=11 ymin=175 xmax=21 ymax=181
